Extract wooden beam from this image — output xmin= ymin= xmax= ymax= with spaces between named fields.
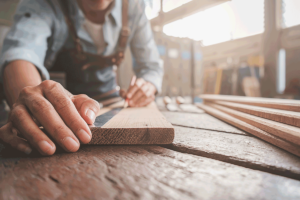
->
xmin=200 ymin=94 xmax=300 ymax=112
xmin=197 ymin=103 xmax=300 ymax=157
xmin=151 ymin=0 xmax=229 ymax=27
xmin=0 ymin=19 xmax=11 ymax=26
xmin=214 ymin=101 xmax=300 ymax=128
xmin=89 ymin=103 xmax=174 ymax=145
xmin=261 ymin=0 xmax=282 ymax=97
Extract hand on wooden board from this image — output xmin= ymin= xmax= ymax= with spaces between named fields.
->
xmin=0 ymin=80 xmax=101 ymax=156
xmin=120 ymin=78 xmax=156 ymax=107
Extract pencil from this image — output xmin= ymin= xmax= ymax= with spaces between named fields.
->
xmin=124 ymin=75 xmax=136 ymax=108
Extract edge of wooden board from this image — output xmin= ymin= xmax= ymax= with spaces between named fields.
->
xmin=89 ymin=127 xmax=175 ymax=145
xmin=213 ymin=100 xmax=300 ymax=128
xmin=199 ymin=94 xmax=300 ymax=112
xmin=91 ymin=102 xmax=175 ymax=145
xmin=196 ymin=103 xmax=300 ymax=158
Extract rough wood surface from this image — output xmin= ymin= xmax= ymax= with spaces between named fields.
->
xmin=90 ymin=103 xmax=174 ymax=145
xmin=170 ymin=126 xmax=300 ymax=180
xmin=178 ymin=104 xmax=205 ymax=113
xmin=205 ymin=103 xmax=300 ymax=146
xmin=1 ymin=145 xmax=300 ymax=200
xmin=200 ymin=94 xmax=300 ymax=112
xmin=197 ymin=103 xmax=300 ymax=157
xmin=161 ymin=111 xmax=248 ymax=135
xmin=214 ymin=100 xmax=300 ymax=128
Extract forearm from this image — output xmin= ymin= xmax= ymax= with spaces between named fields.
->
xmin=3 ymin=60 xmax=42 ymax=106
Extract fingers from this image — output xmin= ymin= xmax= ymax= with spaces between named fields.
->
xmin=128 ymin=82 xmax=156 ymax=107
xmin=10 ymin=105 xmax=56 ymax=155
xmin=129 ymin=89 xmax=145 ymax=107
xmin=72 ymin=94 xmax=101 ymax=124
xmin=41 ymin=82 xmax=92 ymax=144
xmin=119 ymin=89 xmax=127 ymax=99
xmin=0 ymin=122 xmax=32 ymax=155
xmin=138 ymin=95 xmax=155 ymax=107
xmin=17 ymin=83 xmax=81 ymax=153
xmin=126 ymin=78 xmax=146 ymax=99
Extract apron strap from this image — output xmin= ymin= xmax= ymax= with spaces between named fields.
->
xmin=59 ymin=0 xmax=84 ymax=53
xmin=59 ymin=0 xmax=130 ymax=66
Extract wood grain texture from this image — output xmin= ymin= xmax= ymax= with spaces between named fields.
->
xmin=97 ymin=100 xmax=125 ymax=116
xmin=1 ymin=145 xmax=300 ymax=200
xmin=161 ymin=111 xmax=248 ymax=135
xmin=214 ymin=101 xmax=300 ymax=128
xmin=89 ymin=103 xmax=174 ymax=145
xmin=197 ymin=103 xmax=300 ymax=157
xmin=208 ymin=103 xmax=300 ymax=146
xmin=170 ymin=126 xmax=300 ymax=180
xmin=200 ymin=94 xmax=300 ymax=112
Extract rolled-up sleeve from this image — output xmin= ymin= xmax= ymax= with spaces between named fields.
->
xmin=130 ymin=0 xmax=163 ymax=93
xmin=0 ymin=0 xmax=53 ymax=81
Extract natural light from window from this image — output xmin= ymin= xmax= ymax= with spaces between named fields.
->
xmin=162 ymin=0 xmax=265 ymax=46
xmin=283 ymin=0 xmax=300 ymax=28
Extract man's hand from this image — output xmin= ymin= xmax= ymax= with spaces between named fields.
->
xmin=1 ymin=80 xmax=100 ymax=156
xmin=120 ymin=78 xmax=156 ymax=107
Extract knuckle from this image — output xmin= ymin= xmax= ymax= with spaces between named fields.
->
xmin=19 ymin=86 xmax=34 ymax=98
xmin=11 ymin=105 xmax=26 ymax=121
xmin=53 ymin=125 xmax=66 ymax=136
xmin=77 ymin=94 xmax=89 ymax=99
xmin=54 ymin=97 xmax=73 ymax=111
xmin=30 ymin=97 xmax=52 ymax=114
xmin=41 ymin=80 xmax=61 ymax=91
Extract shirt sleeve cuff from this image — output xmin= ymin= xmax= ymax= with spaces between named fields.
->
xmin=139 ymin=73 xmax=162 ymax=94
xmin=0 ymin=48 xmax=49 ymax=82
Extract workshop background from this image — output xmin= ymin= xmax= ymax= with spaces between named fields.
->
xmin=1 ymin=0 xmax=300 ymax=100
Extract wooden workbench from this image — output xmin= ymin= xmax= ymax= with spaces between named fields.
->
xmin=1 ymin=100 xmax=300 ymax=199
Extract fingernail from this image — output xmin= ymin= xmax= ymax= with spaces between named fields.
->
xmin=17 ymin=143 xmax=32 ymax=155
xmin=62 ymin=137 xmax=79 ymax=152
xmin=38 ymin=141 xmax=54 ymax=155
xmin=77 ymin=129 xmax=91 ymax=144
xmin=86 ymin=109 xmax=96 ymax=122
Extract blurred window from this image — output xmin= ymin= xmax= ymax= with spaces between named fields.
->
xmin=163 ymin=0 xmax=192 ymax=12
xmin=144 ymin=0 xmax=161 ymax=20
xmin=282 ymin=0 xmax=300 ymax=28
xmin=163 ymin=0 xmax=265 ymax=46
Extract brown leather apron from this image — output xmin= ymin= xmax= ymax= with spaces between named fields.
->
xmin=52 ymin=0 xmax=130 ymax=101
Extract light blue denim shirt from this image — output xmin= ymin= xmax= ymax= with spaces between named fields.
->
xmin=0 ymin=0 xmax=163 ymax=93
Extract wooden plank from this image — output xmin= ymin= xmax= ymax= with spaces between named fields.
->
xmin=170 ymin=126 xmax=300 ymax=180
xmin=215 ymin=101 xmax=300 ymax=128
xmin=200 ymin=94 xmax=300 ymax=112
xmin=198 ymin=103 xmax=300 ymax=153
xmin=161 ymin=111 xmax=248 ymax=135
xmin=89 ymin=103 xmax=174 ymax=145
xmin=1 ymin=145 xmax=300 ymax=199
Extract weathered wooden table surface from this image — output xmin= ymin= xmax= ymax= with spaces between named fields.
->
xmin=1 ymin=101 xmax=300 ymax=200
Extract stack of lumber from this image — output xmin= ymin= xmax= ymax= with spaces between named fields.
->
xmin=197 ymin=95 xmax=300 ymax=157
